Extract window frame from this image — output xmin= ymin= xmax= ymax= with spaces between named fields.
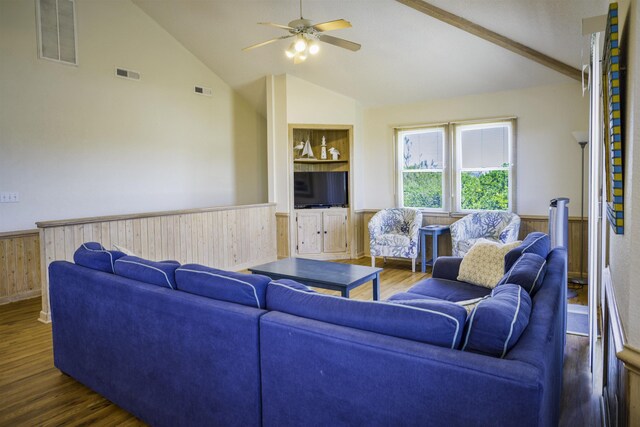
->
xmin=396 ymin=126 xmax=449 ymax=213
xmin=395 ymin=118 xmax=516 ymax=214
xmin=452 ymin=120 xmax=516 ymax=213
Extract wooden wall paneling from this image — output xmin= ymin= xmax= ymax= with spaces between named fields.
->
xmin=276 ymin=213 xmax=290 ymax=259
xmin=0 ymin=231 xmax=41 ymax=305
xmin=35 ymin=204 xmax=277 ymax=322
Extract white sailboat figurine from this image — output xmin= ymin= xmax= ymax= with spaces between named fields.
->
xmin=300 ymin=138 xmax=315 ymax=159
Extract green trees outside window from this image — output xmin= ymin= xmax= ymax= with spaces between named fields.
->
xmin=460 ymin=170 xmax=509 ymax=210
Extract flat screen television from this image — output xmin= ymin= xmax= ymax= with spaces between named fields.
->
xmin=294 ymin=171 xmax=348 ymax=209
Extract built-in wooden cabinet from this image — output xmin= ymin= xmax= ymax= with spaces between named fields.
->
xmin=289 ymin=124 xmax=353 ymax=260
xmin=295 ymin=208 xmax=348 ymax=256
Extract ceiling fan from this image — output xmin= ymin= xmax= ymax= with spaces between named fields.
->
xmin=242 ymin=0 xmax=361 ymax=64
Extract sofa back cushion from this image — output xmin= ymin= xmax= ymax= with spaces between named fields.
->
xmin=267 ymin=279 xmax=467 ymax=349
xmin=175 ymin=264 xmax=270 ymax=309
xmin=74 ymin=242 xmax=126 ymax=274
xmin=498 ymin=253 xmax=548 ymax=296
xmin=114 ymin=256 xmax=180 ymax=289
xmin=504 ymin=232 xmax=550 ymax=272
xmin=461 ymin=284 xmax=532 ymax=358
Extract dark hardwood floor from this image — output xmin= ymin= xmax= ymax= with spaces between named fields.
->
xmin=0 ymin=258 xmax=599 ymax=425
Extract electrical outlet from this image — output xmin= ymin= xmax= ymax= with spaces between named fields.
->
xmin=0 ymin=192 xmax=19 ymax=203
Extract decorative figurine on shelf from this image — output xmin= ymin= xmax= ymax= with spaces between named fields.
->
xmin=328 ymin=147 xmax=340 ymax=160
xmin=300 ymin=136 xmax=315 ymax=159
xmin=293 ymin=141 xmax=305 ymax=158
xmin=320 ymin=136 xmax=327 ymax=160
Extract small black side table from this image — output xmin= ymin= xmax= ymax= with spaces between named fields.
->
xmin=419 ymin=225 xmax=451 ymax=273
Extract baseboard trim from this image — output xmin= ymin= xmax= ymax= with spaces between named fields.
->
xmin=0 ymin=289 xmax=42 ymax=306
xmin=38 ymin=310 xmax=52 ymax=324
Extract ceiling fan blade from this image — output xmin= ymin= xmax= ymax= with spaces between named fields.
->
xmin=242 ymin=35 xmax=293 ymax=51
xmin=312 ymin=19 xmax=352 ymax=32
xmin=258 ymin=22 xmax=294 ymax=31
xmin=318 ymin=34 xmax=361 ymax=52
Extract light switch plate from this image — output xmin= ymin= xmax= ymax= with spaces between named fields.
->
xmin=0 ymin=192 xmax=19 ymax=203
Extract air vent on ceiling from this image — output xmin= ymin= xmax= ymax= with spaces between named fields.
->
xmin=115 ymin=67 xmax=141 ymax=81
xmin=36 ymin=0 xmax=78 ymax=65
xmin=194 ymin=86 xmax=212 ymax=97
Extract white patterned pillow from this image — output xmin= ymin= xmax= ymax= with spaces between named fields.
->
xmin=455 ymin=296 xmax=488 ymax=315
xmin=457 ymin=239 xmax=522 ymax=288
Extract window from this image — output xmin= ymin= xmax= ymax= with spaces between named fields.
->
xmin=455 ymin=121 xmax=514 ymax=211
xmin=396 ymin=119 xmax=515 ymax=213
xmin=397 ymin=127 xmax=446 ymax=211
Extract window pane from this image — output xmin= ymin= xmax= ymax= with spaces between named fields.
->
xmin=460 ymin=170 xmax=508 ymax=210
xmin=403 ymin=130 xmax=443 ymax=170
xmin=403 ymin=172 xmax=442 ymax=208
xmin=460 ymin=126 xmax=509 ymax=168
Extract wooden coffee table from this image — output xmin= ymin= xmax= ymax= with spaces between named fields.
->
xmin=249 ymin=258 xmax=383 ymax=300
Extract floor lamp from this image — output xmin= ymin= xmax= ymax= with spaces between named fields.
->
xmin=570 ymin=131 xmax=588 ymax=295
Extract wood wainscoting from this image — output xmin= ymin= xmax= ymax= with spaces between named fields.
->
xmin=0 ymin=230 xmax=41 ymax=305
xmin=36 ymin=203 xmax=277 ymax=323
xmin=358 ymin=210 xmax=588 ymax=278
xmin=602 ymin=268 xmax=640 ymax=426
xmin=276 ymin=212 xmax=290 ymax=258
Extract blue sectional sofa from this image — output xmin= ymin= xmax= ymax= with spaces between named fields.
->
xmin=49 ymin=233 xmax=567 ymax=426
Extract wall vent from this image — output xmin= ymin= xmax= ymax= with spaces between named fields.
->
xmin=115 ymin=67 xmax=141 ymax=81
xmin=194 ymin=86 xmax=212 ymax=97
xmin=36 ymin=0 xmax=78 ymax=65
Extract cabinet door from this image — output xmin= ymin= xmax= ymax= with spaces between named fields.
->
xmin=323 ymin=211 xmax=348 ymax=253
xmin=296 ymin=212 xmax=322 ymax=254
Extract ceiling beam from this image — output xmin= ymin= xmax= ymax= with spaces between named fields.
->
xmin=395 ymin=0 xmax=582 ymax=81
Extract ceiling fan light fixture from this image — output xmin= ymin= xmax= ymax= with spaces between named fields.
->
xmin=309 ymin=41 xmax=320 ymax=55
xmin=294 ymin=36 xmax=307 ymax=52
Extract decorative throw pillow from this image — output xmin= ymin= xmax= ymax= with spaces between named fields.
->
xmin=498 ymin=252 xmax=548 ymax=296
xmin=457 ymin=239 xmax=522 ymax=288
xmin=461 ymin=284 xmax=532 ymax=358
xmin=73 ymin=242 xmax=126 ymax=273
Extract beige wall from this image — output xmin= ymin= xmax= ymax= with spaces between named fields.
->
xmin=361 ymin=82 xmax=589 ymax=216
xmin=609 ymin=0 xmax=640 ymax=347
xmin=0 ymin=0 xmax=266 ymax=232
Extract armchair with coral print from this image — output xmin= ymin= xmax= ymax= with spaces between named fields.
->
xmin=449 ymin=211 xmax=521 ymax=257
xmin=368 ymin=208 xmax=423 ymax=272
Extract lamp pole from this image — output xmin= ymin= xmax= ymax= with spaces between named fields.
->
xmin=570 ymin=140 xmax=588 ymax=286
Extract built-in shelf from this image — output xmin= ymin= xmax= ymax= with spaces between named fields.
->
xmin=293 ymin=159 xmax=348 ymax=164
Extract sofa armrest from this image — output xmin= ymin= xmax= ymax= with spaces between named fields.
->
xmin=432 ymin=256 xmax=463 ymax=280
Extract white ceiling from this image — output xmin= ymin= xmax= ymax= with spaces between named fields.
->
xmin=133 ymin=0 xmax=607 ymax=114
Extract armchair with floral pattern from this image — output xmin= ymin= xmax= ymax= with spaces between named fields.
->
xmin=450 ymin=212 xmax=521 ymax=257
xmin=368 ymin=208 xmax=423 ymax=272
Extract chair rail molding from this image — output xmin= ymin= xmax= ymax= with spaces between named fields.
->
xmin=36 ymin=203 xmax=277 ymax=323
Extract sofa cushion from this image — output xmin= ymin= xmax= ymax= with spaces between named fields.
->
xmin=461 ymin=284 xmax=532 ymax=358
xmin=175 ymin=264 xmax=270 ymax=309
xmin=114 ymin=256 xmax=180 ymax=289
xmin=504 ymin=232 xmax=550 ymax=272
xmin=456 ymin=240 xmax=522 ymax=288
xmin=406 ymin=278 xmax=492 ymax=301
xmin=498 ymin=253 xmax=548 ymax=296
xmin=73 ymin=242 xmax=126 ymax=274
xmin=267 ymin=280 xmax=467 ymax=349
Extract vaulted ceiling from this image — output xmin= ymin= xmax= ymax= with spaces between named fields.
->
xmin=133 ymin=0 xmax=607 ymax=113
